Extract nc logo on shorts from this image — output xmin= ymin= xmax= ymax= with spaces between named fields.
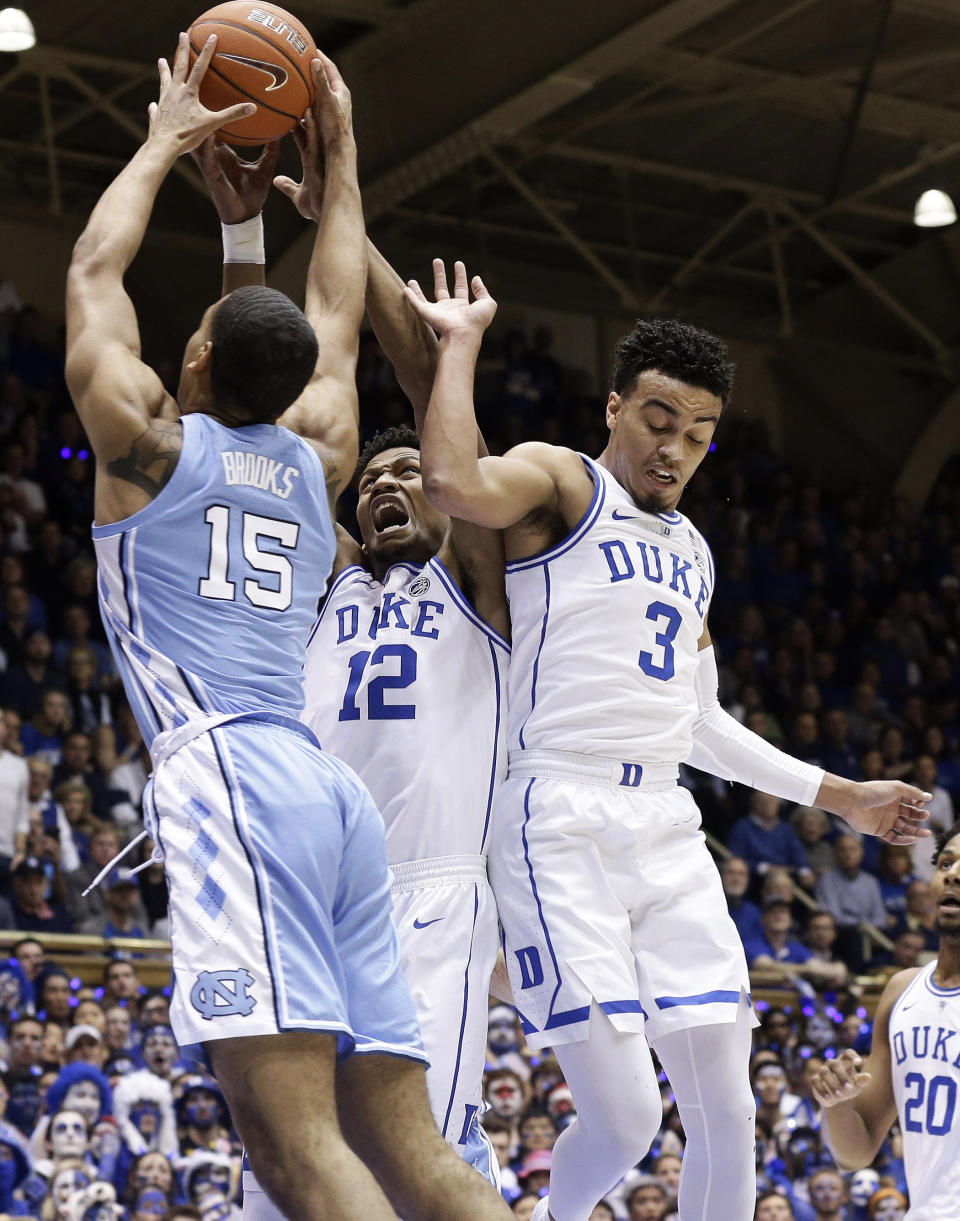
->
xmin=408 ymin=576 xmax=430 ymax=596
xmin=190 ymin=968 xmax=257 ymax=1020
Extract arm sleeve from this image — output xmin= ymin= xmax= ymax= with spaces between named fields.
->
xmin=685 ymin=646 xmax=825 ymax=806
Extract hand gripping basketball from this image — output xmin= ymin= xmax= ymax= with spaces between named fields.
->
xmin=149 ymin=33 xmax=256 ymax=156
xmin=273 ymin=54 xmax=353 ymax=223
xmin=809 ymin=1049 xmax=873 ymax=1109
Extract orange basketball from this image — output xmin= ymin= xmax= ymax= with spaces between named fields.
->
xmin=187 ymin=2 xmax=317 ymax=146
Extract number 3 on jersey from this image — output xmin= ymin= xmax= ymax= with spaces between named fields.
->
xmin=339 ymin=644 xmax=417 ymax=721
xmin=639 ymin=600 xmax=682 ymax=681
xmin=199 ymin=505 xmax=299 ymax=611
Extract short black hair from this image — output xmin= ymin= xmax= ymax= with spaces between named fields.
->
xmin=355 ymin=426 xmax=420 ymax=485
xmin=209 ymin=287 xmax=318 ymax=423
xmin=932 ymin=823 xmax=960 ymax=867
xmin=611 ymin=317 xmax=735 ymax=406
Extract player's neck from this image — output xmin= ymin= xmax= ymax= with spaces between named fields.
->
xmin=933 ymin=941 xmax=960 ymax=988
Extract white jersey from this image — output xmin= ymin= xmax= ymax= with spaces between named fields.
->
xmin=506 ymin=455 xmax=714 ymax=765
xmin=888 ymin=962 xmax=960 ymax=1219
xmin=303 ymin=557 xmax=509 ymax=862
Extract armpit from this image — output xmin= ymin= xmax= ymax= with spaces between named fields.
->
xmin=105 ymin=418 xmax=183 ymax=500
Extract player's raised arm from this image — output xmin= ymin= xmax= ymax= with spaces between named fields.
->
xmin=686 ymin=624 xmax=932 ymax=845
xmin=405 ymin=259 xmax=560 ymax=530
xmin=365 ymin=240 xmax=438 ymax=424
xmin=65 ymin=34 xmax=254 ymax=464
xmin=275 ymin=54 xmax=364 ymax=506
xmin=192 ymin=135 xmax=281 ymax=294
xmin=810 ymin=971 xmax=912 ymax=1169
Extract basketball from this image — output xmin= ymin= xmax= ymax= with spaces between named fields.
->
xmin=186 ymin=2 xmax=317 ymax=146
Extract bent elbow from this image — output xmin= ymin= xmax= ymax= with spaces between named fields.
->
xmin=422 ymin=468 xmax=461 ymax=513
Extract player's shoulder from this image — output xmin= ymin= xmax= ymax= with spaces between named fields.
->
xmin=503 ymin=441 xmax=589 ymax=484
xmin=875 ymin=966 xmax=924 ymax=1031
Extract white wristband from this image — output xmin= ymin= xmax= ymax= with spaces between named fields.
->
xmin=222 ymin=214 xmax=265 ymax=264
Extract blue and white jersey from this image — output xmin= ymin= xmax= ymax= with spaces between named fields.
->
xmin=889 ymin=961 xmax=960 ymax=1219
xmin=505 ymin=455 xmax=714 ymax=765
xmin=302 ymin=557 xmax=509 ymax=862
xmin=93 ymin=413 xmax=335 ymax=753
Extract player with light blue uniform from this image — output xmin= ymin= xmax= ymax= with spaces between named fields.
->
xmin=404 ymin=259 xmax=933 ymax=1221
xmin=65 ymin=39 xmax=512 ymax=1221
xmin=814 ymin=825 xmax=960 ymax=1220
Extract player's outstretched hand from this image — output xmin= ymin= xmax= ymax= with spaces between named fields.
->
xmin=809 ymin=1050 xmax=873 ymax=1109
xmin=310 ymin=51 xmax=354 ymax=149
xmin=404 ymin=259 xmax=498 ymax=339
xmin=273 ymin=103 xmax=323 ymax=223
xmin=838 ymin=779 xmax=932 ymax=845
xmin=149 ymin=33 xmax=255 ymax=156
xmin=192 ymin=136 xmax=281 ymax=224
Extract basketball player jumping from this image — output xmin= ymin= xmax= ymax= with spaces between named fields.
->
xmin=812 ymin=824 xmax=960 ymax=1219
xmin=403 ymin=260 xmax=932 ymax=1221
xmin=194 ymin=101 xmax=509 ymax=1196
xmin=65 ymin=42 xmax=510 ymax=1221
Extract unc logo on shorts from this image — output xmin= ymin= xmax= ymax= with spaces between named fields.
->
xmin=408 ymin=575 xmax=430 ymax=596
xmin=190 ymin=968 xmax=257 ymax=1021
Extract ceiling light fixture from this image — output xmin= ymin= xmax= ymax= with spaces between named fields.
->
xmin=0 ymin=8 xmax=35 ymax=52
xmin=913 ymin=188 xmax=957 ymax=228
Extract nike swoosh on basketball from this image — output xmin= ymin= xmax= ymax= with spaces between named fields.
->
xmin=611 ymin=508 xmax=640 ymax=521
xmin=217 ymin=52 xmax=289 ymax=91
xmin=413 ymin=917 xmax=444 ymax=929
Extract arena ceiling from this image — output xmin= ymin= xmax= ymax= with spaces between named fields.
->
xmin=6 ymin=0 xmax=960 ymax=375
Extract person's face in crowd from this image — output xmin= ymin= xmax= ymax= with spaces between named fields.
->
xmin=932 ymin=832 xmax=960 ymax=937
xmin=762 ymin=868 xmax=794 ymax=904
xmin=519 ymin=1114 xmax=556 ymax=1152
xmin=761 ymin=903 xmax=792 ymax=940
xmin=90 ymin=831 xmax=120 ymax=868
xmin=792 ymin=713 xmax=819 ymax=746
xmin=880 ymin=847 xmax=912 ymax=882
xmin=42 ymin=976 xmax=72 ymax=1020
xmin=61 ymin=790 xmax=89 ymax=826
xmin=13 ymin=869 xmax=47 ymax=913
xmin=860 ymin=748 xmax=884 ymax=780
xmin=27 ymin=759 xmax=52 ymax=800
xmin=720 ymin=857 xmax=750 ymax=899
xmin=62 ymin=733 xmax=91 ymax=773
xmin=754 ymin=1064 xmax=787 ymax=1105
xmin=51 ymin=1164 xmax=91 ymax=1208
xmin=49 ymin=1110 xmax=88 ymax=1159
xmin=182 ymin=1088 xmax=220 ymax=1129
xmin=140 ymin=995 xmax=170 ymax=1028
xmin=142 ymin=1029 xmax=177 ymax=1077
xmin=628 ymin=1185 xmax=668 ymax=1221
xmin=521 ymin=1169 xmax=550 ymax=1197
xmin=131 ymin=1100 xmax=162 ymax=1138
xmin=806 ymin=914 xmax=836 ymax=952
xmin=914 ymin=755 xmax=938 ymax=791
xmin=190 ymin=1162 xmax=231 ymax=1203
xmin=11 ymin=1019 xmax=43 ymax=1065
xmin=810 ymin=1171 xmax=844 ymax=1216
xmin=755 ymin=1196 xmax=795 ymax=1221
xmin=104 ymin=1006 xmax=131 ymax=1049
xmin=487 ymin=1074 xmax=525 ymax=1120
xmin=512 ymin=1197 xmax=538 ymax=1221
xmin=74 ymin=1001 xmax=106 ymax=1033
xmin=906 ymin=880 xmax=934 ymax=918
xmin=604 ymin=369 xmax=721 ymax=514
xmin=106 ymin=880 xmax=138 ymax=914
xmin=13 ymin=971 xmax=48 ymax=1020
xmin=834 ymin=836 xmax=864 ymax=874
xmin=133 ymin=1152 xmax=173 ymax=1195
xmin=63 ymin=1081 xmax=102 ymax=1126
xmin=751 ymin=793 xmax=782 ymax=824
xmin=588 ymin=1206 xmax=615 ymax=1221
xmin=654 ymin=1155 xmax=682 ymax=1193
xmin=487 ymin=1007 xmax=520 ymax=1055
xmin=41 ymin=691 xmax=70 ymax=730
xmin=893 ymin=931 xmax=925 ymax=967
xmin=847 ymin=1169 xmax=880 ymax=1208
xmin=106 ymin=962 xmax=140 ymax=1000
xmin=67 ymin=651 xmax=97 ymax=690
xmin=822 ymin=710 xmax=847 ymax=744
xmin=24 ymin=630 xmax=51 ymax=664
xmin=69 ymin=1033 xmax=105 ymax=1068
xmin=487 ymin=1128 xmax=510 ymax=1168
xmin=872 ymin=1198 xmax=906 ymax=1221
xmin=42 ymin=1022 xmax=65 ymax=1065
xmin=795 ymin=809 xmax=827 ymax=846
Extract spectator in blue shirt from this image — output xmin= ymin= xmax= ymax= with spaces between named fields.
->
xmin=743 ymin=899 xmax=846 ymax=990
xmin=719 ymin=855 xmax=764 ymax=944
xmin=727 ymin=792 xmax=815 ymax=889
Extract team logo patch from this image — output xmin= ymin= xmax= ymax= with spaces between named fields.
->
xmin=190 ymin=969 xmax=256 ymax=1020
xmin=217 ymin=52 xmax=288 ymax=90
xmin=408 ymin=576 xmax=431 ymax=596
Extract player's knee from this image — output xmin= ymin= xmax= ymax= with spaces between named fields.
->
xmin=586 ymin=1086 xmax=662 ymax=1169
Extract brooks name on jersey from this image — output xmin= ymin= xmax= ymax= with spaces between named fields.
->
xmin=221 ymin=450 xmax=301 ymax=499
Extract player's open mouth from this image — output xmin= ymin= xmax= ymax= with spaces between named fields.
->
xmin=646 ymin=466 xmax=677 ymax=485
xmin=937 ymin=894 xmax=960 ymax=911
xmin=372 ymin=494 xmax=410 ymax=533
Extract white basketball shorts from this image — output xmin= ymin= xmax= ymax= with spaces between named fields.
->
xmin=147 ymin=713 xmax=425 ymax=1063
xmin=489 ymin=749 xmax=753 ymax=1049
xmin=390 ymin=855 xmax=501 ymax=1183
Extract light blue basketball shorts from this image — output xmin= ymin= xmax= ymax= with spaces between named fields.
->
xmin=147 ymin=714 xmax=425 ymax=1063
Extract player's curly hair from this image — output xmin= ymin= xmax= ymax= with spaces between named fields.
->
xmin=209 ymin=287 xmax=318 ymax=423
xmin=355 ymin=426 xmax=421 ymax=484
xmin=611 ymin=317 xmax=735 ymax=406
xmin=932 ymin=822 xmax=959 ymax=866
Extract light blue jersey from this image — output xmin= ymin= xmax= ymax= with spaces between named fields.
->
xmin=93 ymin=413 xmax=336 ymax=751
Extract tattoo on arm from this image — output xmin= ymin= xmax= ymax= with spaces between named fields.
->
xmin=106 ymin=419 xmax=183 ymax=499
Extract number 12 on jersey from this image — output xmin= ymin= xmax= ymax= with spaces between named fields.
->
xmin=339 ymin=644 xmax=418 ymax=721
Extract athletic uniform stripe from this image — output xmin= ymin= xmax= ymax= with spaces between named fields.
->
xmin=506 ymin=455 xmax=606 ymax=573
xmin=479 ymin=639 xmax=502 ymax=855
xmin=655 ymin=989 xmax=742 ymax=1010
xmin=520 ymin=778 xmax=564 ymax=1025
xmin=440 ymin=884 xmax=479 ymax=1138
xmin=518 ymin=566 xmax=550 ymax=750
xmin=431 ymin=558 xmax=510 ymax=652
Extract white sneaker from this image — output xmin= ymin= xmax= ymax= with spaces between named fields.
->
xmin=531 ymin=1197 xmax=551 ymax=1221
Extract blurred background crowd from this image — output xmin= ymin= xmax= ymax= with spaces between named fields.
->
xmin=0 ymin=282 xmax=956 ymax=1220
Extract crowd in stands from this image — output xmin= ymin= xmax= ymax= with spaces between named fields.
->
xmin=0 ymin=281 xmax=956 ymax=1219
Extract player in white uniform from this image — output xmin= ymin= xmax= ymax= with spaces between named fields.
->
xmin=403 ymin=260 xmax=933 ymax=1221
xmin=813 ymin=825 xmax=960 ymax=1220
